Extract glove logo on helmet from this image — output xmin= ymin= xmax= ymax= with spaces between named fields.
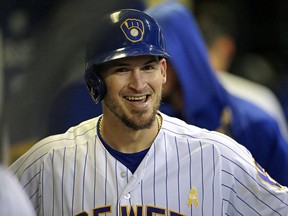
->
xmin=120 ymin=18 xmax=144 ymax=42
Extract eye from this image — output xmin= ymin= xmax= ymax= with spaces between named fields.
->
xmin=142 ymin=64 xmax=157 ymax=71
xmin=114 ymin=67 xmax=129 ymax=73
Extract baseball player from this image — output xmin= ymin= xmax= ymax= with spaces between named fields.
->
xmin=9 ymin=8 xmax=288 ymax=216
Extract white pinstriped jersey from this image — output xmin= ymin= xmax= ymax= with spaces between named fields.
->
xmin=10 ymin=112 xmax=288 ymax=215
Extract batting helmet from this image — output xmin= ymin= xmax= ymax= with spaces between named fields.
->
xmin=84 ymin=9 xmax=170 ymax=104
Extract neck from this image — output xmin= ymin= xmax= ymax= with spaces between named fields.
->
xmin=99 ymin=113 xmax=162 ymax=153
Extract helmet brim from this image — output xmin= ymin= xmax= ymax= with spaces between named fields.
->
xmin=88 ymin=43 xmax=170 ymax=66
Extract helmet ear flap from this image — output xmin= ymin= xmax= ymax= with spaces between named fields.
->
xmin=84 ymin=66 xmax=106 ymax=104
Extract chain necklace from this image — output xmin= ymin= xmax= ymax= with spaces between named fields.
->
xmin=155 ymin=113 xmax=162 ymax=132
xmin=99 ymin=114 xmax=162 ymax=137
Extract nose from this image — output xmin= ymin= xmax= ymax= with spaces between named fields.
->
xmin=128 ymin=69 xmax=146 ymax=91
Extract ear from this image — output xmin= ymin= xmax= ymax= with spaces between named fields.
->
xmin=160 ymin=58 xmax=167 ymax=84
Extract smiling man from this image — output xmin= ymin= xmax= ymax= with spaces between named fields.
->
xmin=101 ymin=56 xmax=165 ymax=129
xmin=9 ymin=7 xmax=288 ymax=216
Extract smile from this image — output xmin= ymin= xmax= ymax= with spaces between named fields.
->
xmin=125 ymin=95 xmax=148 ymax=102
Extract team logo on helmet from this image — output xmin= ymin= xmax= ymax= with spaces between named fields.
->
xmin=120 ymin=18 xmax=144 ymax=42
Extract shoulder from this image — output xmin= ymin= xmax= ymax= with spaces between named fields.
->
xmin=161 ymin=112 xmax=288 ymax=190
xmin=160 ymin=113 xmax=288 ymax=191
xmin=9 ymin=116 xmax=100 ymax=177
xmin=160 ymin=112 xmax=251 ymax=157
xmin=161 ymin=112 xmax=239 ymax=144
xmin=160 ymin=112 xmax=254 ymax=172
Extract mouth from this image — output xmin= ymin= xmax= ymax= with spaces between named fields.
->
xmin=124 ymin=95 xmax=149 ymax=103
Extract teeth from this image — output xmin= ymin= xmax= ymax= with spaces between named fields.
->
xmin=126 ymin=96 xmax=146 ymax=101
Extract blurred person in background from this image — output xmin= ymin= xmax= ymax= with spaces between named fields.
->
xmin=0 ymin=166 xmax=36 ymax=216
xmin=146 ymin=0 xmax=288 ymax=186
xmin=196 ymin=1 xmax=288 ymax=141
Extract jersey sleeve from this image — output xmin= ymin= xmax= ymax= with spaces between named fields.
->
xmin=216 ymin=131 xmax=288 ymax=215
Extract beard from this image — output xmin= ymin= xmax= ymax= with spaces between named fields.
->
xmin=103 ymin=94 xmax=162 ymax=131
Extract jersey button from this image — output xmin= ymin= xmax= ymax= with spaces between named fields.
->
xmin=120 ymin=171 xmax=126 ymax=178
xmin=124 ymin=193 xmax=131 ymax=200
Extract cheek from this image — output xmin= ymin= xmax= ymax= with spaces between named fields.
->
xmin=155 ymin=77 xmax=165 ymax=94
xmin=150 ymin=73 xmax=165 ymax=89
xmin=104 ymin=77 xmax=121 ymax=97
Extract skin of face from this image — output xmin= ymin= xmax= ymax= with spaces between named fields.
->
xmin=101 ymin=55 xmax=167 ymax=131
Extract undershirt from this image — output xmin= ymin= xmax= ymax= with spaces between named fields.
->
xmin=97 ymin=117 xmax=149 ymax=173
